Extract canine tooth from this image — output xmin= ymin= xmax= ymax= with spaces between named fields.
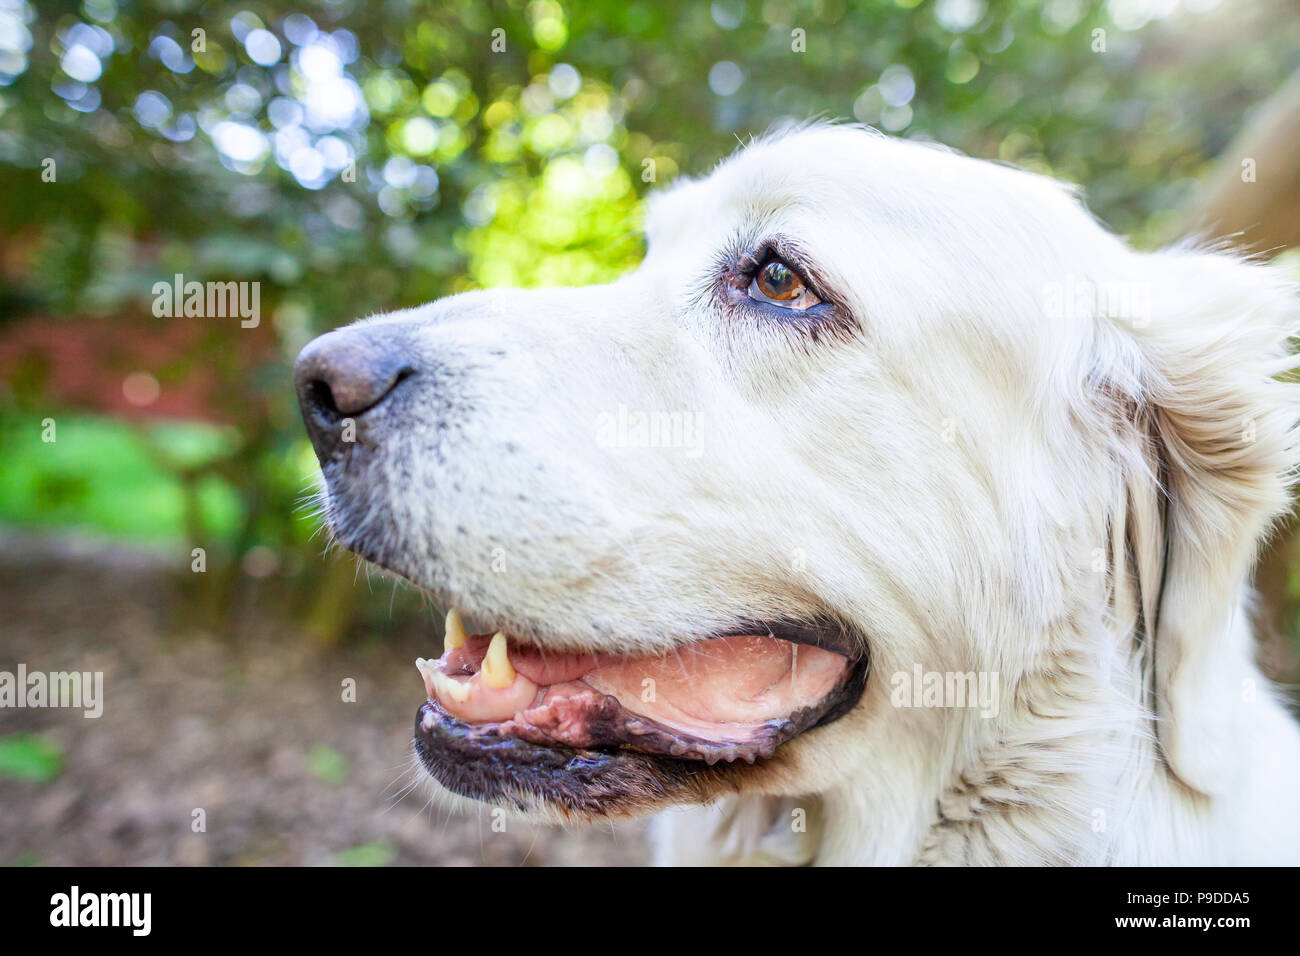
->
xmin=434 ymin=671 xmax=472 ymax=704
xmin=414 ymin=658 xmax=437 ymax=697
xmin=444 ymin=609 xmax=467 ymax=650
xmin=481 ymin=632 xmax=516 ymax=689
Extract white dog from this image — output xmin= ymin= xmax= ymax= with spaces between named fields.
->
xmin=295 ymin=123 xmax=1300 ymax=865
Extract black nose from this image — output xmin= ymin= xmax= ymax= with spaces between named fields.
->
xmin=294 ymin=325 xmax=415 ymax=460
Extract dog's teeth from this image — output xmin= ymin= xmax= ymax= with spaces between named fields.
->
xmin=433 ymin=671 xmax=472 ymax=704
xmin=414 ymin=658 xmax=438 ymax=698
xmin=480 ymin=631 xmax=516 ymax=688
xmin=444 ymin=608 xmax=467 ymax=650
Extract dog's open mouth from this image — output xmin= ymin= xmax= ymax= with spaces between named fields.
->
xmin=412 ymin=610 xmax=868 ymax=814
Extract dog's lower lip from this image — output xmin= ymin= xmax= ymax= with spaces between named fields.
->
xmin=413 ymin=701 xmax=714 ymax=816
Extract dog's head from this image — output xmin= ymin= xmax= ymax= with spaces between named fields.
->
xmin=295 ymin=125 xmax=1299 ymax=831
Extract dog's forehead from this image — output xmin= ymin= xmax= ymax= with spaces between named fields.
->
xmin=643 ymin=126 xmax=1083 ymax=259
xmin=643 ymin=128 xmax=881 ymax=245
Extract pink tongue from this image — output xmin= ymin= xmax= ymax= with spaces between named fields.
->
xmin=584 ymin=635 xmax=846 ymax=731
xmin=508 ymin=646 xmax=601 ymax=685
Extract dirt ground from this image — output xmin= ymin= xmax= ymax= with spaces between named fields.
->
xmin=0 ymin=532 xmax=648 ymax=866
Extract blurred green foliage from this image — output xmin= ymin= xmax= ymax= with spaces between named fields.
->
xmin=0 ymin=0 xmax=1297 ymax=635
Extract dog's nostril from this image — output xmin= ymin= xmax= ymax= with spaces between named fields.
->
xmin=305 ymin=379 xmax=341 ymax=418
xmin=391 ymin=367 xmax=416 ymax=391
xmin=319 ymin=365 xmax=410 ymax=417
xmin=294 ymin=339 xmax=415 ymax=419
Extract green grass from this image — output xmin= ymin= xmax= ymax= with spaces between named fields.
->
xmin=0 ymin=409 xmax=242 ymax=543
xmin=305 ymin=744 xmax=349 ymax=786
xmin=332 ymin=842 xmax=396 ymax=867
xmin=0 ymin=734 xmax=64 ymax=783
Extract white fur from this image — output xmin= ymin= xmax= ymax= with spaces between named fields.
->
xmin=339 ymin=125 xmax=1300 ymax=864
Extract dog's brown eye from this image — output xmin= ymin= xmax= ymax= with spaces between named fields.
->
xmin=758 ymin=261 xmax=800 ymax=300
xmin=748 ymin=257 xmax=821 ymax=311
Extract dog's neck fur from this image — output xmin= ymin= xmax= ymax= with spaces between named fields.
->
xmin=654 ymin=585 xmax=1300 ymax=866
xmin=866 ymin=603 xmax=1297 ymax=865
xmin=822 ymin=393 xmax=1300 ymax=865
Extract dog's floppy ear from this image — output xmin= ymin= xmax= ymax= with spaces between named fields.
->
xmin=1113 ymin=249 xmax=1299 ymax=795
